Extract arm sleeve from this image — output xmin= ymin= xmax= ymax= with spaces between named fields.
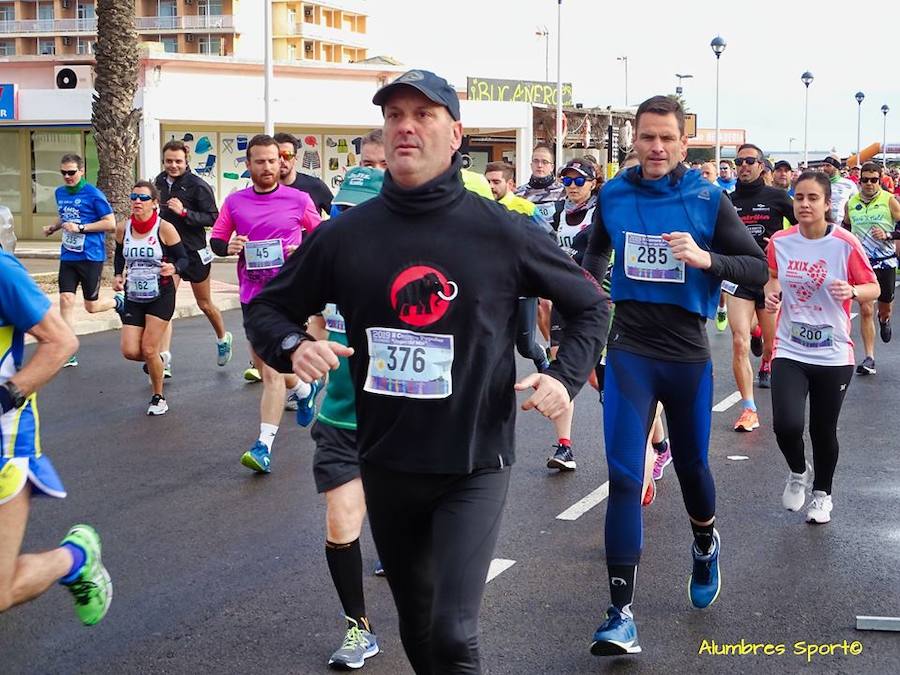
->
xmin=165 ymin=240 xmax=190 ymax=276
xmin=707 ymin=197 xmax=769 ymax=287
xmin=314 ymin=182 xmax=333 ymax=216
xmin=0 ymin=254 xmax=51 ymax=333
xmin=518 ymin=217 xmax=609 ymax=399
xmin=210 ymin=237 xmax=229 ymax=257
xmin=581 ymin=202 xmax=613 ymax=284
xmin=114 ymin=241 xmax=126 ymax=275
xmin=245 ymin=227 xmax=333 ymax=373
xmin=184 ymin=181 xmax=219 ymax=229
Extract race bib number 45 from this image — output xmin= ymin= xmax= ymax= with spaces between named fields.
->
xmin=244 ymin=239 xmax=285 ymax=270
xmin=624 ymin=232 xmax=685 ymax=283
xmin=364 ymin=327 xmax=453 ymax=399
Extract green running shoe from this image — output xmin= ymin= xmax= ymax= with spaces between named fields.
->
xmin=715 ymin=308 xmax=728 ymax=332
xmin=60 ymin=524 xmax=112 ymax=626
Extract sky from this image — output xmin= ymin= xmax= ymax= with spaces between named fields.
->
xmin=367 ymin=0 xmax=900 ymax=158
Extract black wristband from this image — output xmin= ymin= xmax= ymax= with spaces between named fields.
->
xmin=0 ymin=384 xmax=13 ymax=413
xmin=890 ymin=228 xmax=900 ymax=240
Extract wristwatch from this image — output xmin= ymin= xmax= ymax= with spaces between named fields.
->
xmin=280 ymin=332 xmax=304 ymax=357
xmin=0 ymin=381 xmax=26 ymax=413
xmin=78 ymin=224 xmax=86 ymax=234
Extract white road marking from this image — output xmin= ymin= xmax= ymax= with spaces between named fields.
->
xmin=851 ymin=312 xmax=858 ymax=320
xmin=556 ymin=482 xmax=609 ymax=521
xmin=727 ymin=455 xmax=750 ymax=461
xmin=485 ymin=558 xmax=516 ymax=583
xmin=712 ymin=391 xmax=742 ymax=412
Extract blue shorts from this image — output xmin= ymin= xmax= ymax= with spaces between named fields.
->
xmin=0 ymin=396 xmax=66 ymax=505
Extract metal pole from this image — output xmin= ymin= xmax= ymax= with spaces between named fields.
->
xmin=545 ymin=33 xmax=549 ymax=82
xmin=624 ymin=57 xmax=628 ymax=107
xmin=857 ymin=102 xmax=862 ymax=169
xmin=883 ymin=112 xmax=888 ymax=169
xmin=803 ymin=86 xmax=810 ymax=168
xmin=715 ymin=55 xmax=721 ymax=168
xmin=264 ymin=0 xmax=274 ymax=135
xmin=555 ymin=0 xmax=563 ymax=171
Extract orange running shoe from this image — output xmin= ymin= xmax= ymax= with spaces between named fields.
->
xmin=733 ymin=407 xmax=759 ymax=432
xmin=642 ymin=480 xmax=656 ymax=506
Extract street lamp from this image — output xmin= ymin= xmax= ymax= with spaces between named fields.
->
xmin=710 ymin=36 xmax=726 ymax=168
xmin=855 ymin=91 xmax=865 ymax=169
xmin=264 ymin=0 xmax=274 ymax=134
xmin=535 ymin=26 xmax=549 ymax=82
xmin=801 ymin=71 xmax=813 ymax=168
xmin=675 ymin=72 xmax=693 ymax=96
xmin=882 ymin=104 xmax=890 ymax=169
xmin=555 ymin=0 xmax=563 ymax=172
xmin=617 ymin=56 xmax=628 ymax=106
xmin=789 ymin=137 xmax=798 ymax=153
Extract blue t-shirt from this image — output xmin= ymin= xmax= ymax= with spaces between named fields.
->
xmin=55 ymin=183 xmax=113 ymax=262
xmin=0 ymin=250 xmax=51 ymax=378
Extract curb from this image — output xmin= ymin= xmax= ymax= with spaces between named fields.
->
xmin=16 ymin=250 xmax=238 ymax=263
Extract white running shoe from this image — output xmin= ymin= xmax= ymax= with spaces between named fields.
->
xmin=782 ymin=462 xmax=813 ymax=511
xmin=147 ymin=394 xmax=168 ymax=416
xmin=806 ymin=491 xmax=832 ymax=524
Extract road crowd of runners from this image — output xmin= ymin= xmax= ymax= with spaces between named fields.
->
xmin=2 ymin=69 xmax=897 ymax=672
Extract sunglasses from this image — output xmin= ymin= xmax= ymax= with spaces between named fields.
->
xmin=859 ymin=176 xmax=880 ymax=184
xmin=734 ymin=157 xmax=761 ymax=167
xmin=279 ymin=151 xmax=296 ymax=160
xmin=561 ymin=176 xmax=589 ymax=187
xmin=60 ymin=169 xmax=79 ymax=177
xmin=129 ymin=193 xmax=153 ymax=202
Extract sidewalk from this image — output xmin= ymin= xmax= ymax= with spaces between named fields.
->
xmin=14 ymin=239 xmax=236 ymax=264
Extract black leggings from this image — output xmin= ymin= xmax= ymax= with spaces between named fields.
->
xmin=515 ymin=297 xmax=547 ymax=370
xmin=771 ymin=359 xmax=853 ymax=494
xmin=361 ymin=462 xmax=510 ymax=675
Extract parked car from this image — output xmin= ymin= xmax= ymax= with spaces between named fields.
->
xmin=0 ymin=205 xmax=15 ymax=254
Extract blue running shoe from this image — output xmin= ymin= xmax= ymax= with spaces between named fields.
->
xmin=689 ymin=528 xmax=721 ymax=609
xmin=295 ymin=379 xmax=322 ymax=428
xmin=240 ymin=441 xmax=271 ymax=474
xmin=373 ymin=559 xmax=385 ymax=577
xmin=217 ymin=331 xmax=233 ymax=367
xmin=590 ymin=605 xmax=641 ymax=656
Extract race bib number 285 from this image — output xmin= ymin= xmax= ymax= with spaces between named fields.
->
xmin=624 ymin=232 xmax=685 ymax=283
xmin=364 ymin=327 xmax=453 ymax=399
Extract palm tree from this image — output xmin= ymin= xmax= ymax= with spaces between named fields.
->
xmin=92 ymin=0 xmax=141 ymax=263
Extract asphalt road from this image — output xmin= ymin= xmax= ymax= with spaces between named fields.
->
xmin=2 ymin=310 xmax=899 ymax=674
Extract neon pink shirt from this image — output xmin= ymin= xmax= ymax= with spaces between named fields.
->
xmin=767 ymin=225 xmax=876 ymax=366
xmin=211 ymin=185 xmax=321 ymax=303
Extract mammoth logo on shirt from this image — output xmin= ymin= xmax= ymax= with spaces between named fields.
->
xmin=389 ymin=264 xmax=459 ymax=327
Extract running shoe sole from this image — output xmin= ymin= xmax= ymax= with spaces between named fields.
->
xmin=734 ymin=423 xmax=759 ymax=432
xmin=328 ymin=643 xmax=380 ymax=670
xmin=240 ymin=452 xmax=270 ymax=473
xmin=590 ymin=639 xmax=641 ymax=656
xmin=546 ymin=457 xmax=576 ymax=471
xmin=856 ymin=365 xmax=876 ymax=375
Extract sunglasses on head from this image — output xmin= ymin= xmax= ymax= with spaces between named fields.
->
xmin=60 ymin=169 xmax=79 ymax=177
xmin=734 ymin=157 xmax=761 ymax=167
xmin=279 ymin=151 xmax=296 ymax=160
xmin=561 ymin=175 xmax=588 ymax=187
xmin=859 ymin=176 xmax=881 ymax=184
xmin=129 ymin=193 xmax=153 ymax=202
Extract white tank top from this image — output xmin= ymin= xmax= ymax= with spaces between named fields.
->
xmin=123 ymin=216 xmax=164 ymax=302
xmin=557 ymin=205 xmax=595 ymax=258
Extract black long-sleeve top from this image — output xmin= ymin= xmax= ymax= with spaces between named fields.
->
xmin=154 ymin=170 xmax=219 ymax=252
xmin=583 ymin=167 xmax=768 ymax=362
xmin=729 ymin=176 xmax=797 ymax=249
xmin=246 ymin=154 xmax=609 ymax=474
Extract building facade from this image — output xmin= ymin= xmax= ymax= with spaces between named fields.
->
xmin=0 ymin=0 xmax=368 ymax=63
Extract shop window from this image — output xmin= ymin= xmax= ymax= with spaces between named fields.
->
xmin=0 ymin=132 xmax=21 ymax=213
xmin=31 ymin=131 xmax=82 ymax=214
xmin=84 ymin=131 xmax=99 ymax=186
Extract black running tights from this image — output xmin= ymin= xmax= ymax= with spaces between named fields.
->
xmin=771 ymin=358 xmax=853 ymax=494
xmin=515 ymin=297 xmax=548 ymax=370
xmin=360 ymin=462 xmax=510 ymax=675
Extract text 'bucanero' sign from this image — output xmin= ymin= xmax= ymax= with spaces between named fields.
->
xmin=467 ymin=77 xmax=574 ymax=106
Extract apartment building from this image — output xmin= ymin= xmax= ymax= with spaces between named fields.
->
xmin=0 ymin=0 xmax=368 ymax=63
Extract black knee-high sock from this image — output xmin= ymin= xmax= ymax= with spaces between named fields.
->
xmin=691 ymin=520 xmax=715 ymax=555
xmin=608 ymin=564 xmax=637 ymax=617
xmin=325 ymin=539 xmax=368 ymax=629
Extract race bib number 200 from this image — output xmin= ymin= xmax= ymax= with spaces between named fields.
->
xmin=364 ymin=327 xmax=453 ymax=399
xmin=624 ymin=232 xmax=685 ymax=283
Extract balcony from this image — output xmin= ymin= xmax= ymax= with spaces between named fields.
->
xmin=0 ymin=18 xmax=97 ymax=37
xmin=300 ymin=0 xmax=368 ymax=15
xmin=135 ymin=15 xmax=235 ymax=33
xmin=284 ymin=21 xmax=366 ymax=48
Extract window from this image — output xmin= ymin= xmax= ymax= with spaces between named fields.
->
xmin=0 ymin=7 xmax=15 ymax=23
xmin=160 ymin=36 xmax=177 ymax=53
xmin=38 ymin=39 xmax=56 ymax=55
xmin=38 ymin=4 xmax=54 ymax=21
xmin=0 ymin=41 xmax=15 ymax=57
xmin=199 ymin=36 xmax=221 ymax=55
xmin=0 ymin=131 xmax=21 ymax=213
xmin=78 ymin=3 xmax=96 ymax=20
xmin=76 ymin=39 xmax=94 ymax=55
xmin=31 ymin=131 xmax=82 ymax=214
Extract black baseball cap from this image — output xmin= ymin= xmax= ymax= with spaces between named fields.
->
xmin=372 ymin=69 xmax=461 ymax=121
xmin=559 ymin=159 xmax=596 ymax=180
xmin=774 ymin=160 xmax=792 ymax=171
